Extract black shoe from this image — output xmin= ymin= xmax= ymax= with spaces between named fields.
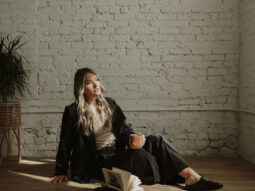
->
xmin=184 ymin=177 xmax=223 ymax=190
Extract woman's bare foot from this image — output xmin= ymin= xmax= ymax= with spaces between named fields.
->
xmin=185 ymin=174 xmax=201 ymax=185
xmin=179 ymin=167 xmax=201 ymax=185
xmin=179 ymin=167 xmax=223 ymax=190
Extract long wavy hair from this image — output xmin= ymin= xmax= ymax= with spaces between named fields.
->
xmin=74 ymin=68 xmax=112 ymax=135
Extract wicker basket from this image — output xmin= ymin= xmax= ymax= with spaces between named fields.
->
xmin=0 ymin=102 xmax=21 ymax=162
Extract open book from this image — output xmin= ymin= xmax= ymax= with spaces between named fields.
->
xmin=95 ymin=167 xmax=144 ymax=191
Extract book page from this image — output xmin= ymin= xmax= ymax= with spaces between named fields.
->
xmin=102 ymin=167 xmax=143 ymax=191
xmin=126 ymin=175 xmax=143 ymax=191
xmin=112 ymin=167 xmax=131 ymax=191
xmin=102 ymin=168 xmax=123 ymax=191
xmin=112 ymin=168 xmax=143 ymax=191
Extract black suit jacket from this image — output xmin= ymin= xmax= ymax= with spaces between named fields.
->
xmin=53 ymin=97 xmax=134 ymax=182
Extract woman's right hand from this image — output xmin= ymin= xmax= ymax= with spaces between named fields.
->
xmin=129 ymin=133 xmax=146 ymax=149
xmin=49 ymin=175 xmax=68 ymax=183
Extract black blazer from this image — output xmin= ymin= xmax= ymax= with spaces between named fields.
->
xmin=53 ymin=97 xmax=134 ymax=182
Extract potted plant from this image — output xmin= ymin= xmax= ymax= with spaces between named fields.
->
xmin=0 ymin=35 xmax=30 ymax=162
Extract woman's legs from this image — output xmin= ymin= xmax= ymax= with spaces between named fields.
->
xmin=143 ymin=134 xmax=223 ymax=190
xmin=144 ymin=134 xmax=202 ymax=185
xmin=109 ymin=148 xmax=161 ymax=184
xmin=143 ymin=134 xmax=190 ymax=184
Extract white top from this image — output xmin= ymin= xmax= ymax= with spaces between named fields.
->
xmin=87 ymin=103 xmax=116 ymax=150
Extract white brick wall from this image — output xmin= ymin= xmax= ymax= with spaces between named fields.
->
xmin=238 ymin=113 xmax=255 ymax=162
xmin=0 ymin=0 xmax=240 ymax=158
xmin=238 ymin=0 xmax=255 ymax=163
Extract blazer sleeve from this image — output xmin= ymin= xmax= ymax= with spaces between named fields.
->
xmin=109 ymin=98 xmax=135 ymax=147
xmin=54 ymin=106 xmax=74 ymax=176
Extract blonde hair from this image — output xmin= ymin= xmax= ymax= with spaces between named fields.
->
xmin=74 ymin=68 xmax=112 ymax=135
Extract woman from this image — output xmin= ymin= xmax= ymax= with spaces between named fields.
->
xmin=50 ymin=68 xmax=223 ymax=191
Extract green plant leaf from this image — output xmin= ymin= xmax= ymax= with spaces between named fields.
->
xmin=0 ymin=35 xmax=30 ymax=102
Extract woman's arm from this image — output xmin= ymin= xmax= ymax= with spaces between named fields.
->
xmin=108 ymin=98 xmax=135 ymax=147
xmin=52 ymin=106 xmax=74 ymax=179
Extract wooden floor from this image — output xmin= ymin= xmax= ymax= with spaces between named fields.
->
xmin=0 ymin=156 xmax=255 ymax=191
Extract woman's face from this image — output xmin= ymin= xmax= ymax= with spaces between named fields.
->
xmin=84 ymin=72 xmax=101 ymax=102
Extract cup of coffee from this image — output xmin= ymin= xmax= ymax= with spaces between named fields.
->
xmin=129 ymin=133 xmax=144 ymax=149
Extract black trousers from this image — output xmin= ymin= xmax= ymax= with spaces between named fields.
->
xmin=95 ymin=134 xmax=189 ymax=185
xmin=143 ymin=134 xmax=189 ymax=184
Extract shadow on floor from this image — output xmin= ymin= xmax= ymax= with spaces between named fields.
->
xmin=0 ymin=156 xmax=98 ymax=191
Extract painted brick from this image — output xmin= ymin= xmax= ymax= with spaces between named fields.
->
xmin=0 ymin=0 xmax=241 ymax=159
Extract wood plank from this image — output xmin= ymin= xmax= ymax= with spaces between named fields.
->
xmin=0 ymin=156 xmax=255 ymax=191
